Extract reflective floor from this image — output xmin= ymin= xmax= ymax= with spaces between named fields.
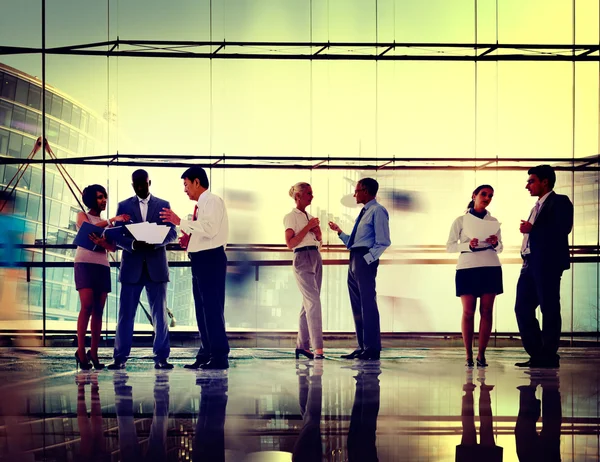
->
xmin=0 ymin=347 xmax=599 ymax=461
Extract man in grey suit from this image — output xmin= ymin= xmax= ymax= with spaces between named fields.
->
xmin=107 ymin=169 xmax=177 ymax=370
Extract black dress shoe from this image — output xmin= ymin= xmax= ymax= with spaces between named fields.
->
xmin=357 ymin=350 xmax=380 ymax=360
xmin=154 ymin=360 xmax=174 ymax=370
xmin=107 ymin=361 xmax=126 ymax=370
xmin=515 ymin=358 xmax=533 ymax=367
xmin=295 ymin=349 xmax=314 ymax=360
xmin=340 ymin=349 xmax=363 ymax=359
xmin=183 ymin=356 xmax=211 ymax=369
xmin=199 ymin=358 xmax=229 ymax=370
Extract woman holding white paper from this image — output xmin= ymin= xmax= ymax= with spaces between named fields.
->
xmin=74 ymin=184 xmax=129 ymax=370
xmin=446 ymin=184 xmax=503 ymax=368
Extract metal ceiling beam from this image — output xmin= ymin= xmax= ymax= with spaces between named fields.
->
xmin=1 ymin=41 xmax=599 ymax=61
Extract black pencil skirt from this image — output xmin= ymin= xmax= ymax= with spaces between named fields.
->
xmin=455 ymin=266 xmax=503 ymax=297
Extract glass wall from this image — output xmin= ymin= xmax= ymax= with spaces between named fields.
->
xmin=0 ymin=0 xmax=598 ymax=336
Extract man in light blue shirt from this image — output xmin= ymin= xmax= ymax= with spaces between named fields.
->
xmin=329 ymin=178 xmax=391 ymax=360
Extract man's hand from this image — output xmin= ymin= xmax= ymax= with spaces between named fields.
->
xmin=133 ymin=240 xmax=155 ymax=251
xmin=328 ymin=221 xmax=342 ymax=234
xmin=179 ymin=231 xmax=191 ymax=249
xmin=159 ymin=208 xmax=181 ymax=226
xmin=520 ymin=220 xmax=533 ymax=234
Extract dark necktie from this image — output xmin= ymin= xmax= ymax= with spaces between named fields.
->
xmin=347 ymin=207 xmax=366 ymax=249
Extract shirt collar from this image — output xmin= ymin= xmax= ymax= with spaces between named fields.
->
xmin=363 ymin=198 xmax=377 ymax=210
xmin=137 ymin=193 xmax=152 ymax=203
xmin=538 ymin=191 xmax=552 ymax=206
xmin=197 ymin=190 xmax=211 ymax=206
xmin=292 ymin=207 xmax=308 ymax=215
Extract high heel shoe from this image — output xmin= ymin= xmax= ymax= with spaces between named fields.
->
xmin=295 ymin=349 xmax=314 ymax=360
xmin=476 ymin=356 xmax=488 ymax=368
xmin=87 ymin=350 xmax=105 ymax=370
xmin=75 ymin=351 xmax=92 ymax=370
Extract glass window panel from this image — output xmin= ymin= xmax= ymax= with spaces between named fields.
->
xmin=61 ymin=100 xmax=72 ymax=125
xmin=27 ymin=85 xmax=41 ymax=110
xmin=45 ymin=172 xmax=55 ymax=198
xmin=21 ymin=136 xmax=34 ymax=159
xmin=80 ymin=111 xmax=88 ymax=132
xmin=58 ymin=124 xmax=69 ymax=148
xmin=46 ymin=119 xmax=59 ymax=145
xmin=3 ymin=165 xmax=18 ymax=186
xmin=30 ymin=167 xmax=41 ymax=194
xmin=0 ymin=101 xmax=12 ymax=128
xmin=88 ymin=116 xmax=96 ymax=137
xmin=53 ymin=179 xmax=64 ymax=201
xmin=50 ymin=94 xmax=62 ymax=119
xmin=1 ymin=74 xmax=17 ymax=100
xmin=68 ymin=128 xmax=78 ymax=152
xmin=0 ymin=129 xmax=8 ymax=154
xmin=59 ymin=204 xmax=70 ymax=229
xmin=78 ymin=134 xmax=87 ymax=154
xmin=8 ymin=132 xmax=23 ymax=158
xmin=10 ymin=106 xmax=26 ymax=132
xmin=71 ymin=106 xmax=81 ymax=129
xmin=14 ymin=191 xmax=27 ymax=217
xmin=15 ymin=78 xmax=29 ymax=105
xmin=26 ymin=194 xmax=40 ymax=221
xmin=49 ymin=200 xmax=60 ymax=225
xmin=44 ymin=91 xmax=53 ymax=115
xmin=25 ymin=110 xmax=40 ymax=136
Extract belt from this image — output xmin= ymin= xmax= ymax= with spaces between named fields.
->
xmin=349 ymin=246 xmax=370 ymax=255
xmin=294 ymin=246 xmax=318 ymax=253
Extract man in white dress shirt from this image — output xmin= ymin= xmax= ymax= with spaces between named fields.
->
xmin=160 ymin=166 xmax=230 ymax=370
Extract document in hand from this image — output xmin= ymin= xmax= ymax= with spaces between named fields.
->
xmin=125 ymin=222 xmax=170 ymax=244
xmin=74 ymin=221 xmax=105 ymax=252
xmin=462 ymin=214 xmax=500 ymax=247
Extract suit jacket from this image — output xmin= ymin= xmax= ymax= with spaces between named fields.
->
xmin=113 ymin=195 xmax=177 ymax=284
xmin=528 ymin=191 xmax=573 ymax=272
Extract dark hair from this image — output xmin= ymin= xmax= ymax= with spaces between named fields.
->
xmin=181 ymin=166 xmax=209 ymax=189
xmin=82 ymin=184 xmax=107 ymax=210
xmin=359 ymin=178 xmax=379 ymax=196
xmin=132 ymin=169 xmax=149 ymax=183
xmin=467 ymin=184 xmax=494 ymax=210
xmin=528 ymin=164 xmax=556 ymax=189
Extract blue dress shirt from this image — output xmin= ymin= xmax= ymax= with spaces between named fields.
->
xmin=339 ymin=199 xmax=391 ymax=264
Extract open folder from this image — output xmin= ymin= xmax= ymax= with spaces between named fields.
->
xmin=73 ymin=221 xmax=105 ymax=252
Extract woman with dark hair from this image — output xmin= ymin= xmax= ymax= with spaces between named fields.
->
xmin=284 ymin=182 xmax=324 ymax=360
xmin=447 ymin=185 xmax=503 ymax=368
xmin=74 ymin=184 xmax=129 ymax=370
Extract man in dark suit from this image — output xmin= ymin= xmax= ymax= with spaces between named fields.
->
xmin=515 ymin=164 xmax=573 ymax=368
xmin=108 ymin=169 xmax=177 ymax=370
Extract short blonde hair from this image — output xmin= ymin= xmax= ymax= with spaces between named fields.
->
xmin=289 ymin=182 xmax=310 ymax=200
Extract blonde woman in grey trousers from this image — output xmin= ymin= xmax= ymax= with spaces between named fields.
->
xmin=284 ymin=182 xmax=324 ymax=360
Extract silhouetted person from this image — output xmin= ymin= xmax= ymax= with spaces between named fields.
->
xmin=348 ymin=365 xmax=381 ymax=461
xmin=293 ymin=362 xmax=323 ymax=461
xmin=193 ymin=374 xmax=228 ymax=461
xmin=515 ymin=372 xmax=562 ymax=462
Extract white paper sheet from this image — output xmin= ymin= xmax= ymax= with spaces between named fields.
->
xmin=462 ymin=213 xmax=500 ymax=247
xmin=125 ymin=222 xmax=171 ymax=244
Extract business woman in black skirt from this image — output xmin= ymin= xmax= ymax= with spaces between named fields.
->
xmin=447 ymin=185 xmax=503 ymax=368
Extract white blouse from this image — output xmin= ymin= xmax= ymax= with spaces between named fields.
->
xmin=283 ymin=208 xmax=321 ymax=251
xmin=446 ymin=212 xmax=503 ymax=270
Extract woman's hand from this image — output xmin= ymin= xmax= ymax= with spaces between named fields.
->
xmin=113 ymin=214 xmax=130 ymax=223
xmin=469 ymin=238 xmax=479 ymax=248
xmin=306 ymin=217 xmax=320 ymax=230
xmin=89 ymin=233 xmax=108 ymax=249
xmin=485 ymin=234 xmax=498 ymax=246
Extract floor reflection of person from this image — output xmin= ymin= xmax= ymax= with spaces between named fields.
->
xmin=193 ymin=374 xmax=228 ymax=462
xmin=76 ymin=372 xmax=107 ymax=461
xmin=456 ymin=369 xmax=503 ymax=462
xmin=348 ymin=365 xmax=381 ymax=462
xmin=113 ymin=371 xmax=171 ymax=461
xmin=293 ymin=362 xmax=323 ymax=461
xmin=515 ymin=372 xmax=562 ymax=462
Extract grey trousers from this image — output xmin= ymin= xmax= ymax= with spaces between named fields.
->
xmin=293 ymin=249 xmax=323 ymax=350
